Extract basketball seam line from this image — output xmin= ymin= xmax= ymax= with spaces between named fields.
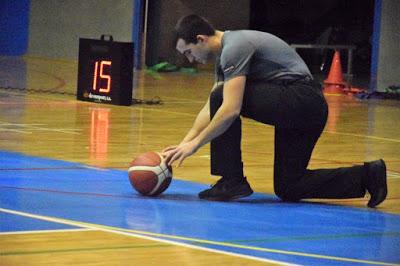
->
xmin=149 ymin=153 xmax=170 ymax=195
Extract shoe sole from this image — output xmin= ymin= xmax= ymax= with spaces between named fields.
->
xmin=367 ymin=159 xmax=387 ymax=208
xmin=200 ymin=190 xmax=253 ymax=201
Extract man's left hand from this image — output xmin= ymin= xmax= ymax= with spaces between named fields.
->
xmin=162 ymin=140 xmax=199 ymax=167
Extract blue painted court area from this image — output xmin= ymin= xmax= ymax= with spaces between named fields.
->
xmin=1 ymin=150 xmax=399 ymax=265
xmin=1 ymin=212 xmax=79 ymax=232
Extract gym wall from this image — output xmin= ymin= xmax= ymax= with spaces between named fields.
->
xmin=28 ymin=0 xmax=133 ymax=59
xmin=1 ymin=0 xmax=398 ymax=91
xmin=145 ymin=0 xmax=250 ymax=67
xmin=374 ymin=0 xmax=400 ymax=91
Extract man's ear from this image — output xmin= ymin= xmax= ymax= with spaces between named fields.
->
xmin=196 ymin=35 xmax=208 ymax=43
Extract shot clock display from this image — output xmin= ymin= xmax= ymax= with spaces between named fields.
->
xmin=77 ymin=35 xmax=134 ymax=106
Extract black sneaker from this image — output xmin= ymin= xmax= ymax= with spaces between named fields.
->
xmin=365 ymin=159 xmax=387 ymax=208
xmin=198 ymin=177 xmax=253 ymax=201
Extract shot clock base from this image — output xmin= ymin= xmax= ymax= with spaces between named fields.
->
xmin=77 ymin=35 xmax=134 ymax=106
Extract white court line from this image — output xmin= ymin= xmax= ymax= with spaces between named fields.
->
xmin=388 ymin=171 xmax=400 ymax=179
xmin=0 ymin=122 xmax=45 ymax=126
xmin=0 ymin=121 xmax=81 ymax=135
xmin=0 ymin=228 xmax=94 ymax=235
xmin=0 ymin=208 xmax=296 ymax=266
xmin=0 ymin=128 xmax=32 ymax=134
xmin=82 ymin=165 xmax=109 ymax=171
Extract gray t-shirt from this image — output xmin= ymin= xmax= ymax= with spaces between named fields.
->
xmin=215 ymin=30 xmax=312 ymax=82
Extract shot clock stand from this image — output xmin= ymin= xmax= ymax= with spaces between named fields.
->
xmin=76 ymin=35 xmax=134 ymax=106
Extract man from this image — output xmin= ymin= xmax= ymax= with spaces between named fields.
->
xmin=162 ymin=14 xmax=387 ymax=208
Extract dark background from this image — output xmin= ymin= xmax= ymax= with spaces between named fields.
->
xmin=250 ymin=0 xmax=375 ymax=75
xmin=145 ymin=0 xmax=375 ymax=78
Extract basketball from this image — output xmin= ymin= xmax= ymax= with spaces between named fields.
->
xmin=128 ymin=151 xmax=172 ymax=196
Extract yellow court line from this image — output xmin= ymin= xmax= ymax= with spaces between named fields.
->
xmin=1 ymin=208 xmax=398 ymax=266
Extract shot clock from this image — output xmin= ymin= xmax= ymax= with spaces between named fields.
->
xmin=77 ymin=35 xmax=134 ymax=106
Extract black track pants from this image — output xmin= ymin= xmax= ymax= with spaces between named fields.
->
xmin=209 ymin=79 xmax=366 ymax=200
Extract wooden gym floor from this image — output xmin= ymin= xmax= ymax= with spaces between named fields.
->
xmin=0 ymin=56 xmax=399 ymax=265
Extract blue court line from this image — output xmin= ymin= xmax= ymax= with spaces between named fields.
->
xmin=1 ymin=150 xmax=400 ymax=265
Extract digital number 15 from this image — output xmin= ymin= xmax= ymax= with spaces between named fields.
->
xmin=93 ymin=60 xmax=112 ymax=93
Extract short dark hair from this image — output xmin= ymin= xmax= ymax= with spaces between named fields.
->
xmin=175 ymin=14 xmax=215 ymax=44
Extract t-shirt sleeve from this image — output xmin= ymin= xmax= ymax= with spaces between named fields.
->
xmin=220 ymin=40 xmax=255 ymax=81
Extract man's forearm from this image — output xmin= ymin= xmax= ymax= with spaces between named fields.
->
xmin=194 ymin=104 xmax=238 ymax=148
xmin=192 ymin=77 xmax=245 ymax=149
xmin=181 ymin=103 xmax=210 ymax=144
xmin=181 ymin=82 xmax=223 ymax=144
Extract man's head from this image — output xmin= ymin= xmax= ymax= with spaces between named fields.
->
xmin=175 ymin=15 xmax=216 ymax=64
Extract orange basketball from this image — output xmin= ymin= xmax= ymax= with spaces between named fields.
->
xmin=128 ymin=151 xmax=172 ymax=196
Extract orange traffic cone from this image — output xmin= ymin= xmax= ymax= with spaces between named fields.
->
xmin=324 ymin=50 xmax=347 ymax=94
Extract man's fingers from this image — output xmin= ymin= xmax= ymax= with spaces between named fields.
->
xmin=177 ymin=156 xmax=184 ymax=167
xmin=163 ymin=150 xmax=175 ymax=165
xmin=162 ymin=146 xmax=176 ymax=153
xmin=176 ymin=152 xmax=188 ymax=167
xmin=166 ymin=154 xmax=176 ymax=165
xmin=168 ymin=153 xmax=179 ymax=166
xmin=168 ymin=151 xmax=182 ymax=166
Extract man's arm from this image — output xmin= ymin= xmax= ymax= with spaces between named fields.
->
xmin=193 ymin=76 xmax=245 ymax=148
xmin=164 ymin=76 xmax=246 ymax=166
xmin=162 ymin=81 xmax=223 ymax=154
xmin=180 ymin=97 xmax=210 ymax=144
xmin=179 ymin=81 xmax=224 ymax=144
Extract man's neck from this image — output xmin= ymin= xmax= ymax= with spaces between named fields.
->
xmin=209 ymin=30 xmax=224 ymax=55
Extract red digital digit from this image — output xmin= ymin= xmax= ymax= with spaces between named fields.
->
xmin=92 ymin=61 xmax=99 ymax=91
xmin=99 ymin=61 xmax=112 ymax=93
xmin=92 ymin=60 xmax=112 ymax=93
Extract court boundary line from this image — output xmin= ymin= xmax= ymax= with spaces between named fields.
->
xmin=1 ymin=208 xmax=398 ymax=266
xmin=0 ymin=228 xmax=94 ymax=235
xmin=0 ymin=208 xmax=296 ymax=266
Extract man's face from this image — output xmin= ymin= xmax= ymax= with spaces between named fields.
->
xmin=176 ymin=37 xmax=211 ymax=64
